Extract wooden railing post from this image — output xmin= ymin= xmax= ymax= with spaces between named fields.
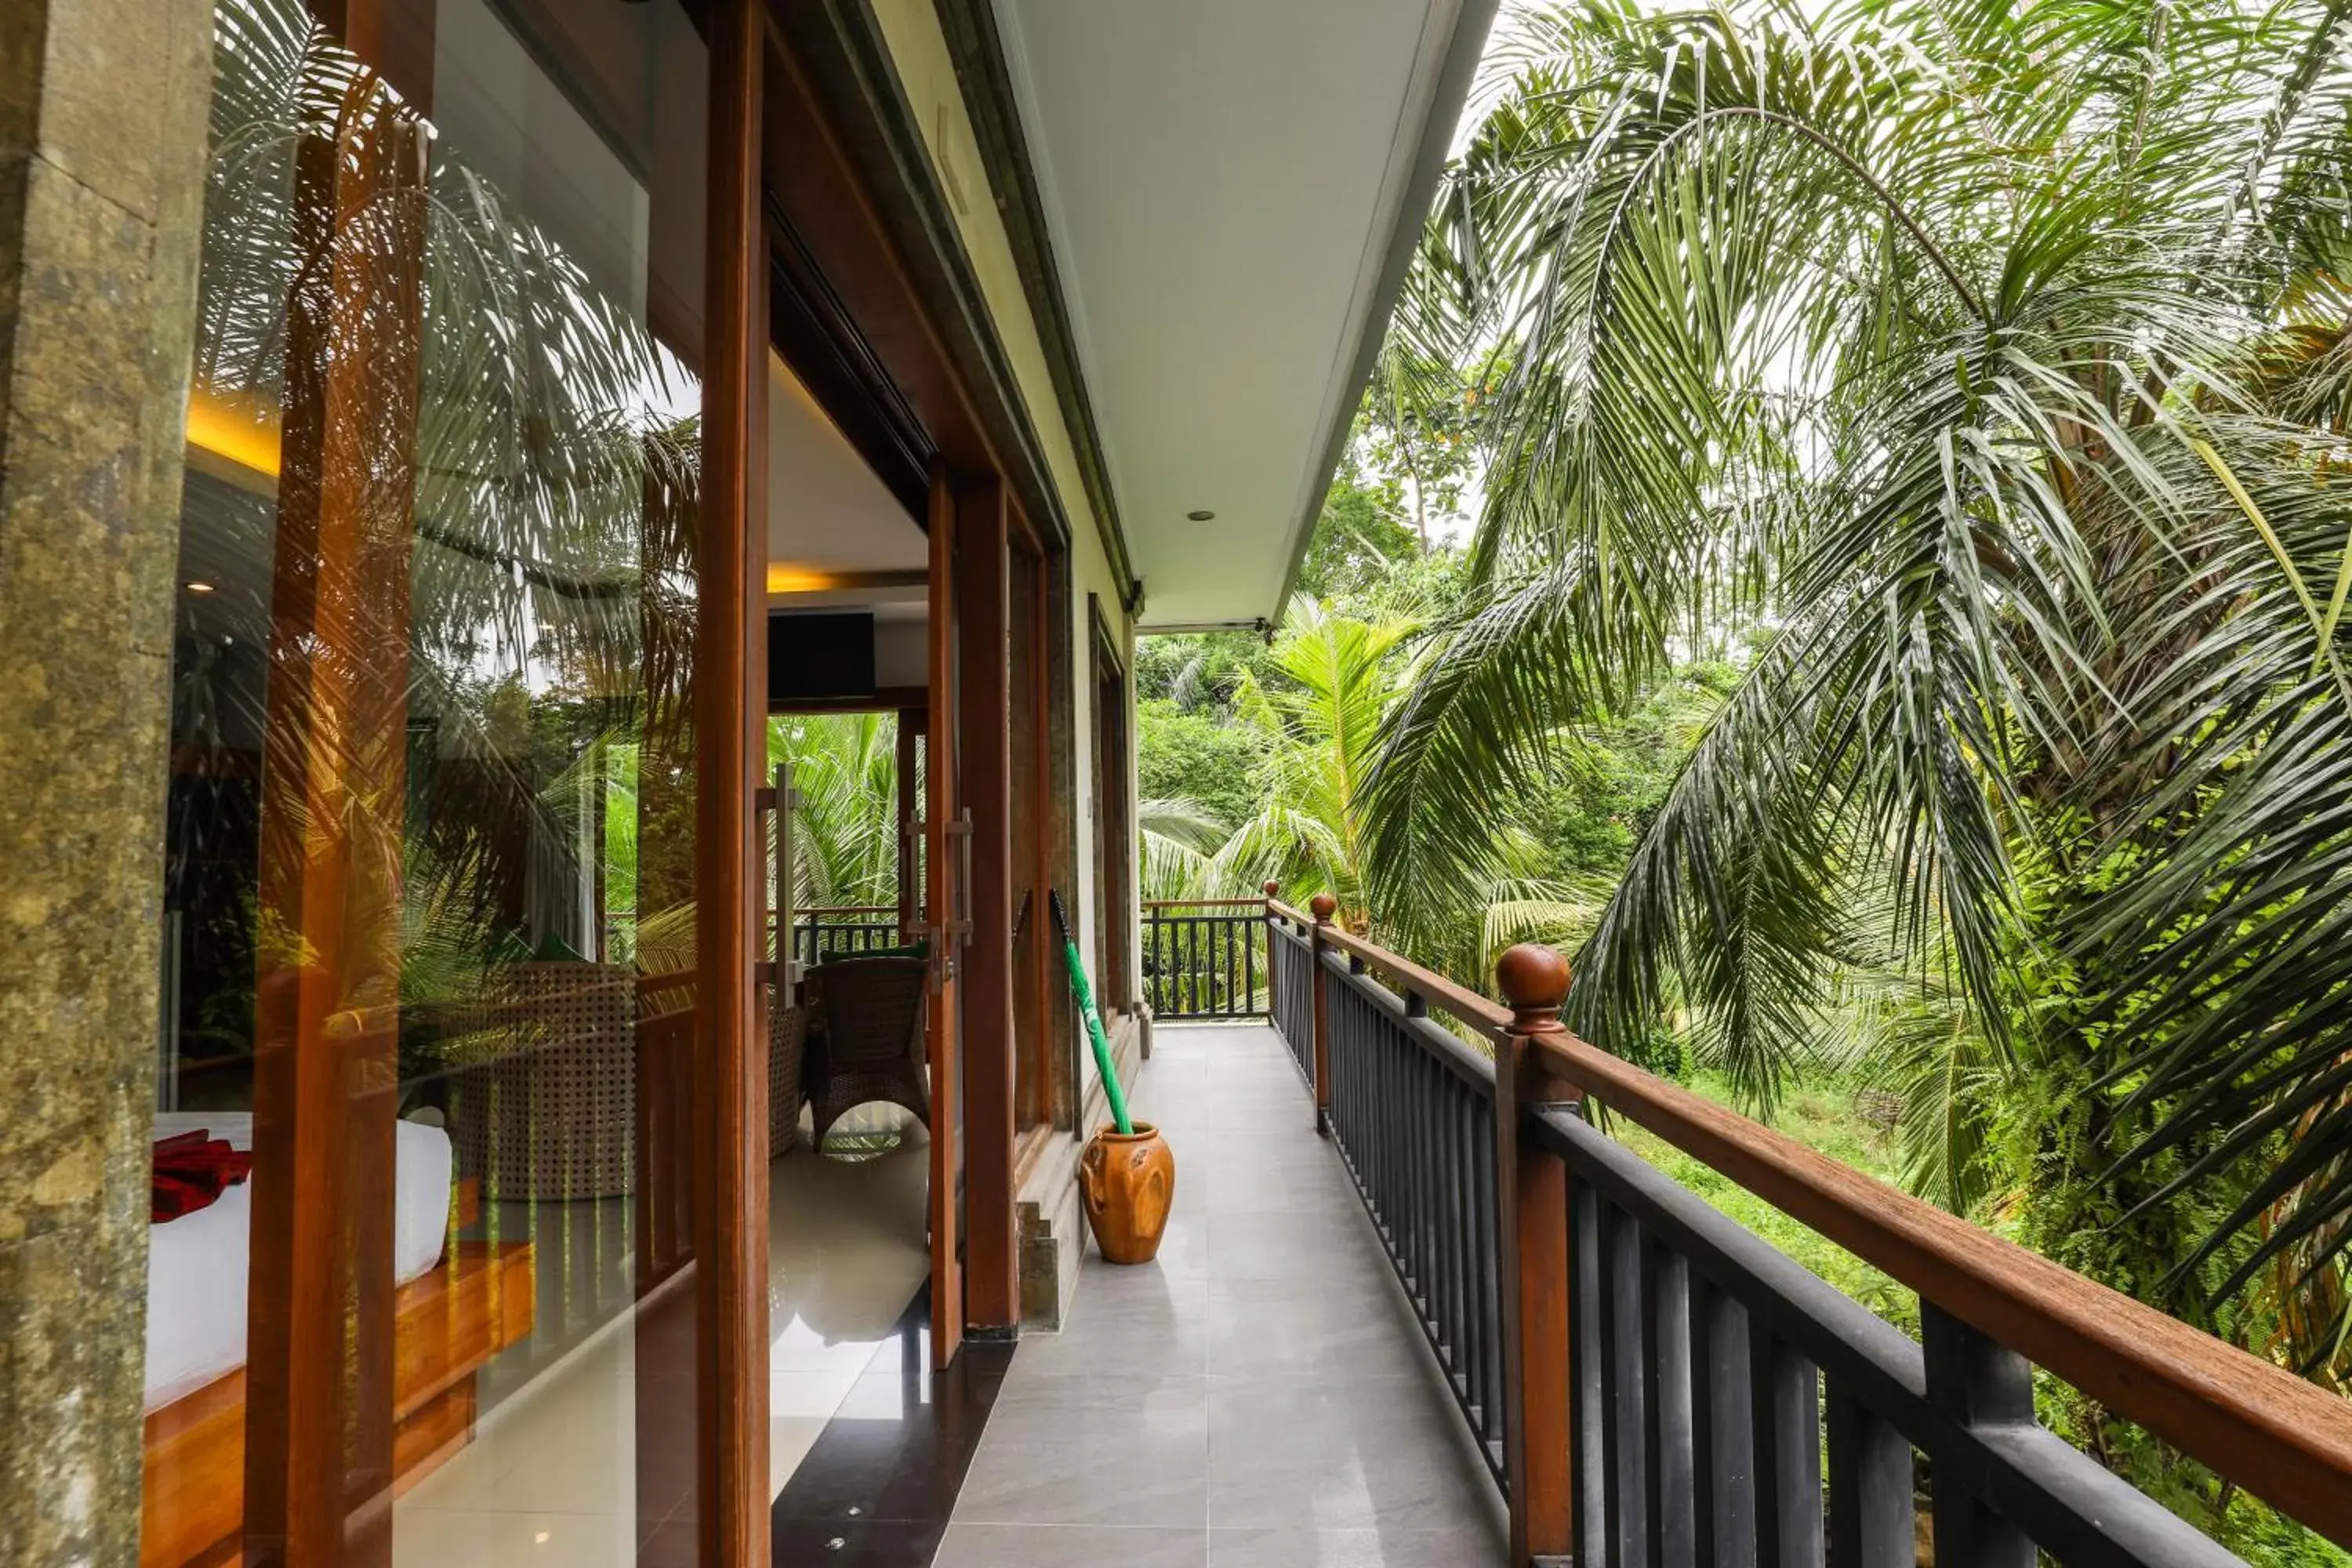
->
xmin=1309 ymin=893 xmax=1336 ymax=1135
xmin=1495 ymin=943 xmax=1576 ymax=1567
xmin=1261 ymin=880 xmax=1280 ymax=1024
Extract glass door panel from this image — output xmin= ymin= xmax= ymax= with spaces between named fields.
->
xmin=151 ymin=1 xmax=717 ymax=1563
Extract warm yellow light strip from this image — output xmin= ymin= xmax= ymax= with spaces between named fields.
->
xmin=185 ymin=387 xmax=283 ymax=479
xmin=768 ymin=564 xmax=848 ymax=593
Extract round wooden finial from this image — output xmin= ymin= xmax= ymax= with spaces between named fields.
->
xmin=1497 ymin=944 xmax=1570 ymax=1014
xmin=1262 ymin=880 xmax=1280 ymax=898
xmin=1309 ymin=893 xmax=1337 ymax=923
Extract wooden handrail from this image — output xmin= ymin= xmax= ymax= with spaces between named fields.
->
xmin=1535 ymin=1028 xmax=2352 ymax=1549
xmin=794 ymin=904 xmax=897 ymax=916
xmin=1266 ymin=898 xmax=1508 ymax=1041
xmin=1317 ymin=923 xmax=1508 ymax=1042
xmin=1142 ymin=898 xmax=1267 ymax=910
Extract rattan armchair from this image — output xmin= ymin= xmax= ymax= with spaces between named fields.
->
xmin=803 ymin=955 xmax=930 ymax=1148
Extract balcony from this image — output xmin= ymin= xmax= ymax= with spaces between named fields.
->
xmin=877 ymin=898 xmax=2352 ymax=1568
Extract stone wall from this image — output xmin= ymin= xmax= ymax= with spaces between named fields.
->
xmin=0 ymin=2 xmax=213 ymax=1561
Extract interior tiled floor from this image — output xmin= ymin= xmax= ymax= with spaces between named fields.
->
xmin=392 ymin=1108 xmax=930 ymax=1566
xmin=768 ymin=1293 xmax=1014 ymax=1563
xmin=933 ymin=1022 xmax=1508 ymax=1568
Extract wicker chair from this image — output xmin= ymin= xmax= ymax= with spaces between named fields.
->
xmin=445 ymin=962 xmax=636 ymax=1200
xmin=769 ymin=996 xmax=809 ymax=1155
xmin=804 ymin=956 xmax=930 ymax=1148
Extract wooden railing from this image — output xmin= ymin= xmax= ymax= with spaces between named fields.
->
xmin=1261 ymin=892 xmax=2352 ymax=1567
xmin=1142 ymin=898 xmax=1268 ymax=1019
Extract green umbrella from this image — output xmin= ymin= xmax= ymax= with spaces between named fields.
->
xmin=1050 ymin=890 xmax=1131 ymax=1135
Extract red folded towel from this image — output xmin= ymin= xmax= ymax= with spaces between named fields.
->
xmin=151 ymin=1129 xmax=253 ymax=1222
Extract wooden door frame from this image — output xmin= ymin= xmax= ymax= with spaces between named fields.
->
xmin=697 ymin=0 xmax=771 ymax=1561
xmin=924 ymin=467 xmax=966 ymax=1367
xmin=956 ymin=478 xmax=1020 ymax=1334
xmin=240 ymin=49 xmax=427 ymax=1565
xmin=1087 ymin=595 xmax=1135 ymax=1021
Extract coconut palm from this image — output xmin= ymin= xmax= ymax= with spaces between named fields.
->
xmin=1196 ymin=597 xmax=1588 ymax=984
xmin=1366 ymin=0 xmax=2352 ymax=1359
xmin=1138 ymin=797 xmax=1229 ymax=903
xmin=769 ymin=713 xmax=904 ymax=910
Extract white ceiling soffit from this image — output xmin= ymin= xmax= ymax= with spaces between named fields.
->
xmin=993 ymin=0 xmax=1495 ymax=628
xmin=767 ymin=350 xmax=928 ymax=582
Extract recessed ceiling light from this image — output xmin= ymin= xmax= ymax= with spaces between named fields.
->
xmin=185 ymin=580 xmax=215 ymax=593
xmin=1185 ymin=509 xmax=1215 ymax=522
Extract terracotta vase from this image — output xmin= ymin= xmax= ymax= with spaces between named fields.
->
xmin=1079 ymin=1120 xmax=1175 ymax=1265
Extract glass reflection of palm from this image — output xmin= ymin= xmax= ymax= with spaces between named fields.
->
xmin=176 ymin=0 xmax=702 ymax=1097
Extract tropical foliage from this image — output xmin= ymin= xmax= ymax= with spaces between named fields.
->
xmin=1363 ymin=0 xmax=2352 ymax=1399
xmin=769 ymin=713 xmax=904 ymax=909
xmin=1140 ymin=593 xmax=1591 ymax=985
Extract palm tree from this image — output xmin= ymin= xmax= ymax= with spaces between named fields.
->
xmin=769 ymin=713 xmax=903 ymax=909
xmin=1365 ymin=0 xmax=2352 ymax=1372
xmin=1137 ymin=797 xmax=1229 ymax=903
xmin=1197 ymin=597 xmax=1588 ymax=984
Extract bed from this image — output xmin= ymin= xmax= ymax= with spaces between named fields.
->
xmin=140 ymin=1112 xmax=536 ymax=1568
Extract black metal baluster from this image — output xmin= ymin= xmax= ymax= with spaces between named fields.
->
xmin=1600 ymin=1203 xmax=1650 ymax=1568
xmin=1420 ymin=1053 xmax=1438 ymax=1312
xmin=1573 ymin=1176 xmax=1607 ymax=1568
xmin=1232 ymin=921 xmax=1251 ymax=1020
xmin=1374 ymin=990 xmax=1392 ymax=1232
xmin=1442 ymin=1055 xmax=1465 ymax=1382
xmin=1189 ymin=918 xmax=1201 ymax=1014
xmin=1243 ymin=918 xmax=1255 ymax=1015
xmin=1479 ymin=1096 xmax=1505 ymax=1455
xmin=1749 ymin=1327 xmax=1823 ymax=1568
xmin=1690 ymin=1279 xmax=1755 ymax=1568
xmin=1402 ymin=1044 xmax=1421 ymax=1298
xmin=1646 ymin=1243 xmax=1697 ymax=1568
xmin=1920 ymin=1305 xmax=2033 ymax=1568
xmin=1826 ymin=1390 xmax=1913 ymax=1568
xmin=1376 ymin=992 xmax=1392 ymax=1229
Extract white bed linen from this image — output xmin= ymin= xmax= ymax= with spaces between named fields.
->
xmin=143 ymin=1112 xmax=454 ymax=1411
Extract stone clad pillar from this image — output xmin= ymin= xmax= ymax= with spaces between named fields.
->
xmin=0 ymin=2 xmax=213 ymax=1561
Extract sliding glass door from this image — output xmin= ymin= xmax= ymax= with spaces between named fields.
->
xmin=148 ymin=2 xmax=731 ymax=1563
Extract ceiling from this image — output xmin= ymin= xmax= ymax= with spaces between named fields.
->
xmin=990 ymin=0 xmax=1494 ymax=627
xmin=767 ymin=350 xmax=929 ymax=584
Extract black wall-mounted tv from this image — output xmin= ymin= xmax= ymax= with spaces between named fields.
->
xmin=768 ymin=610 xmax=876 ymax=702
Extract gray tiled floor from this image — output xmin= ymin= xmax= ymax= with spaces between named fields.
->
xmin=936 ymin=1022 xmax=1508 ymax=1568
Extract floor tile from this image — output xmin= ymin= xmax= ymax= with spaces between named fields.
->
xmin=770 ymin=1414 xmax=829 ymax=1499
xmin=949 ymin=1375 xmax=1209 ymax=1529
xmin=773 ymin=1301 xmax=1009 ymax=1527
xmin=935 ymin=1523 xmax=1209 ymax=1567
xmin=770 ymin=1515 xmax=949 ymax=1564
xmin=1209 ymin=1201 xmax=1393 ymax=1283
xmin=1006 ymin=1274 xmax=1212 ymax=1384
xmin=1204 ymin=1272 xmax=1432 ymax=1381
xmin=1207 ymin=1524 xmax=1504 ymax=1566
xmin=390 ymin=1506 xmax=641 ymax=1567
xmin=1206 ymin=1376 xmax=1497 ymax=1534
xmin=397 ymin=1136 xmax=927 ymax=1535
xmin=771 ymin=1364 xmax=871 ymax=1420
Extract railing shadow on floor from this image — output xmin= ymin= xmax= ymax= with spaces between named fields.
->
xmin=1258 ymin=889 xmax=2352 ymax=1568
